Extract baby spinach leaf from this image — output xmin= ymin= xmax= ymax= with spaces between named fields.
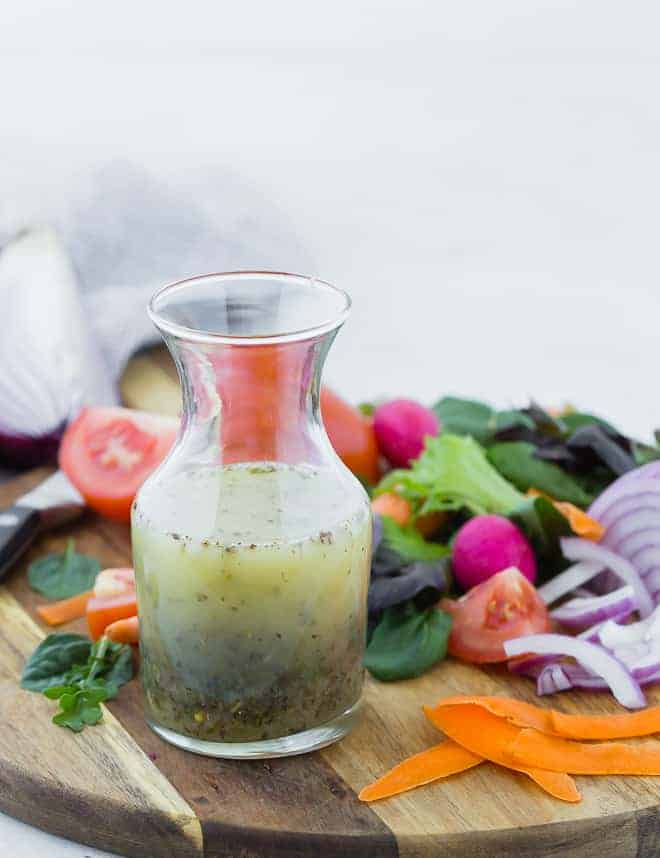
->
xmin=510 ymin=495 xmax=571 ymax=583
xmin=432 ymin=396 xmax=495 ymax=443
xmin=28 ymin=539 xmax=101 ymax=600
xmin=364 ymin=602 xmax=452 ymax=681
xmin=487 ymin=442 xmax=593 ymax=506
xmin=491 ymin=409 xmax=535 ymax=434
xmin=20 ymin=633 xmax=92 ymax=692
xmin=634 ymin=441 xmax=660 ymax=467
xmin=561 ymin=411 xmax=617 ymax=434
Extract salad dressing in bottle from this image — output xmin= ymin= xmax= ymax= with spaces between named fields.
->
xmin=132 ymin=272 xmax=371 ymax=758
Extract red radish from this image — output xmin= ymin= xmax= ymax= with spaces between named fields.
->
xmin=452 ymin=514 xmax=537 ymax=590
xmin=373 ymin=399 xmax=440 ymax=467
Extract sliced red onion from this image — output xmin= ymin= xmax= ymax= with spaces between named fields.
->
xmin=597 ymin=490 xmax=660 ymax=529
xmin=507 ymin=652 xmax=558 ymax=676
xmin=537 ymin=560 xmax=604 ymax=606
xmin=572 ymin=586 xmax=596 ymax=598
xmin=604 ymin=513 xmax=660 ymax=554
xmin=612 ymin=534 xmax=660 ymax=565
xmin=598 ymin=605 xmax=660 ymax=648
xmin=629 ymin=546 xmax=660 ymax=576
xmin=646 ymin=569 xmax=660 ymax=593
xmin=550 ymin=586 xmax=636 ymax=630
xmin=590 ymin=477 xmax=660 ymax=522
xmin=504 ymin=633 xmax=647 ymax=708
xmin=630 ymin=652 xmax=660 ymax=679
xmin=537 ymin=662 xmax=660 ymax=695
xmin=612 ymin=641 xmax=655 ymax=667
xmin=560 ymin=537 xmax=653 ymax=618
xmin=537 ymin=663 xmax=572 ymax=694
xmin=578 ymin=619 xmax=611 ymax=642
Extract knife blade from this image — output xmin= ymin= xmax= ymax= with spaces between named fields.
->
xmin=0 ymin=471 xmax=84 ymax=581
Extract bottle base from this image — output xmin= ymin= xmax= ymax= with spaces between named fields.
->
xmin=146 ymin=700 xmax=362 ymax=759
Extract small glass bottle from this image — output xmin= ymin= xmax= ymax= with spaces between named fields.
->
xmin=131 ymin=272 xmax=372 ymax=758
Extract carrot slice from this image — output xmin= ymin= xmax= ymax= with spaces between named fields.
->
xmin=430 ymin=695 xmax=660 ymax=740
xmin=36 ymin=591 xmax=92 ymax=626
xmin=509 ymin=729 xmax=660 ymax=775
xmin=424 ymin=703 xmax=581 ymax=802
xmin=359 ymin=740 xmax=482 ymax=802
xmin=527 ymin=489 xmax=604 ymax=541
xmin=553 ymin=501 xmax=605 ymax=541
xmin=105 ymin=615 xmax=140 ymax=645
xmin=372 ymin=492 xmax=412 ymax=526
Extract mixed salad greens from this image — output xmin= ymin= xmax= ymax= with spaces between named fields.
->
xmin=18 ymin=391 xmax=660 ymax=733
xmin=364 ymin=394 xmax=660 ymax=707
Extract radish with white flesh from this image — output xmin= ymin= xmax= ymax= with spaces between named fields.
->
xmin=504 ymin=633 xmax=647 ymax=708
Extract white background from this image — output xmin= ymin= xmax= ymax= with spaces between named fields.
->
xmin=2 ymin=2 xmax=660 ymax=855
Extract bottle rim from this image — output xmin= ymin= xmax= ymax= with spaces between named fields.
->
xmin=148 ymin=270 xmax=351 ymax=345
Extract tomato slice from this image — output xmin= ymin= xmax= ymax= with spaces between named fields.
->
xmin=59 ymin=407 xmax=178 ymax=522
xmin=321 ymin=388 xmax=380 ymax=484
xmin=440 ymin=567 xmax=550 ymax=664
xmin=87 ymin=567 xmax=137 ymax=640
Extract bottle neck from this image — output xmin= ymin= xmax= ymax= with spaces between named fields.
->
xmin=169 ymin=334 xmax=334 ymax=465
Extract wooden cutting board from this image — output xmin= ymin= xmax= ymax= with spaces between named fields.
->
xmin=0 ymin=354 xmax=659 ymax=857
xmin=2 ymin=473 xmax=660 ymax=858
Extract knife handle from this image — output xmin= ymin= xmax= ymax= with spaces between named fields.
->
xmin=0 ymin=505 xmax=41 ymax=581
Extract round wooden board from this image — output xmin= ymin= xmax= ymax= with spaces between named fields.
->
xmin=1 ymin=470 xmax=660 ymax=858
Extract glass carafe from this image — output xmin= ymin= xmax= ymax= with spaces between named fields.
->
xmin=131 ymin=272 xmax=372 ymax=758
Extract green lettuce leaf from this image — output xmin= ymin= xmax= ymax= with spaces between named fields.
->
xmin=378 ymin=433 xmax=525 ymax=516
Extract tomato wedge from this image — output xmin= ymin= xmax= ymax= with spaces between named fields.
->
xmin=59 ymin=406 xmax=178 ymax=522
xmin=321 ymin=388 xmax=380 ymax=484
xmin=440 ymin=567 xmax=550 ymax=664
xmin=86 ymin=567 xmax=137 ymax=640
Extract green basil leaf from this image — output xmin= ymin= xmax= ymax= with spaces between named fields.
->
xmin=21 ymin=634 xmax=92 ymax=691
xmin=487 ymin=442 xmax=593 ymax=506
xmin=28 ymin=539 xmax=101 ymax=599
xmin=364 ymin=602 xmax=452 ymax=681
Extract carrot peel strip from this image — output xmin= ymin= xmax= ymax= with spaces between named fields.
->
xmin=36 ymin=590 xmax=92 ymax=626
xmin=359 ymin=740 xmax=482 ymax=802
xmin=429 ymin=695 xmax=660 ymax=740
xmin=509 ymin=729 xmax=660 ymax=775
xmin=424 ymin=703 xmax=581 ymax=801
xmin=522 ymin=769 xmax=581 ymax=803
xmin=527 ymin=488 xmax=604 ymax=541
